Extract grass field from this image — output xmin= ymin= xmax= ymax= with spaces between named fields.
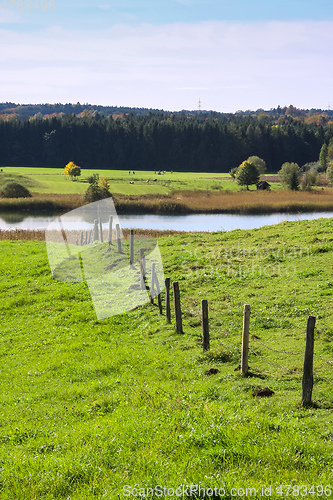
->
xmin=1 ymin=166 xmax=277 ymax=195
xmin=0 ymin=218 xmax=332 ymax=499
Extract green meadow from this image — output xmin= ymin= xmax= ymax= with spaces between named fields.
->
xmin=0 ymin=166 xmax=259 ymax=196
xmin=0 ymin=218 xmax=332 ymax=499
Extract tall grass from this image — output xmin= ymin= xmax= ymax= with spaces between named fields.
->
xmin=0 ymin=193 xmax=82 ymax=212
xmin=114 ymin=189 xmax=333 ymax=214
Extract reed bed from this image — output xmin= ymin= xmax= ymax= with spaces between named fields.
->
xmin=0 ymin=227 xmax=185 ymax=242
xmin=114 ymin=188 xmax=333 ymax=214
xmin=0 ymin=192 xmax=82 ymax=212
xmin=0 ymin=229 xmax=45 ymax=241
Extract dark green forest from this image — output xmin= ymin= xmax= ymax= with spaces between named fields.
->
xmin=1 ymin=103 xmax=333 ymax=172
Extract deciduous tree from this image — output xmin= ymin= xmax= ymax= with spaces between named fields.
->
xmin=319 ymin=143 xmax=328 ymax=171
xmin=64 ymin=161 xmax=81 ymax=181
xmin=235 ymin=160 xmax=260 ymax=190
xmin=278 ymin=162 xmax=301 ymax=190
xmin=326 ymin=162 xmax=333 ymax=184
xmin=247 ymin=155 xmax=266 ymax=175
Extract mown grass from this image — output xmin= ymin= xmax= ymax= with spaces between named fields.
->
xmin=0 ymin=218 xmax=332 ymax=499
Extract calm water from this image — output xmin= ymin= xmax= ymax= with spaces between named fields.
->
xmin=1 ymin=211 xmax=333 ymax=232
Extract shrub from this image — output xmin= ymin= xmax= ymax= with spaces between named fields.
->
xmin=0 ymin=182 xmax=32 ymax=198
xmin=84 ymin=174 xmax=111 ymax=203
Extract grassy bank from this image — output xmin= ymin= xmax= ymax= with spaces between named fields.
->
xmin=0 ymin=218 xmax=332 ymax=498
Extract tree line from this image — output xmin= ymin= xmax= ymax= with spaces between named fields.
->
xmin=1 ymin=111 xmax=333 ymax=172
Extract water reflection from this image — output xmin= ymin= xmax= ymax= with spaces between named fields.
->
xmin=1 ymin=211 xmax=333 ymax=232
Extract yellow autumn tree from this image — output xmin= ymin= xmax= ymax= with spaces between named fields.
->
xmin=98 ymin=177 xmax=110 ymax=191
xmin=64 ymin=161 xmax=81 ymax=181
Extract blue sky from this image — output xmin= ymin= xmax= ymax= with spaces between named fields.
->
xmin=1 ymin=0 xmax=333 ymax=111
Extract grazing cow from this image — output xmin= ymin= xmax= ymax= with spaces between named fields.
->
xmin=129 ymin=181 xmax=134 ymax=184
xmin=146 ymin=179 xmax=149 ymax=183
xmin=153 ymin=179 xmax=157 ymax=182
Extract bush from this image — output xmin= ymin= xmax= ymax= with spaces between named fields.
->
xmin=84 ymin=174 xmax=111 ymax=203
xmin=0 ymin=182 xmax=32 ymax=198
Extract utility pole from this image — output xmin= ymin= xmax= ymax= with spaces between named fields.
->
xmin=198 ymin=97 xmax=202 ymax=113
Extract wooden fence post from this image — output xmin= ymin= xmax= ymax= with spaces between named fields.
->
xmin=140 ymin=248 xmax=146 ymax=290
xmin=130 ymin=229 xmax=134 ymax=266
xmin=241 ymin=304 xmax=251 ymax=376
xmin=173 ymin=281 xmax=183 ymax=333
xmin=302 ymin=315 xmax=316 ymax=407
xmin=99 ymin=218 xmax=103 ymax=243
xmin=202 ymin=299 xmax=209 ymax=351
xmin=93 ymin=219 xmax=99 ymax=242
xmin=152 ymin=265 xmax=162 ymax=314
xmin=116 ymin=223 xmax=122 ymax=253
xmin=80 ymin=232 xmax=83 ymax=246
xmin=165 ymin=277 xmax=171 ymax=323
xmin=156 ymin=274 xmax=162 ymax=315
xmin=150 ymin=263 xmax=156 ymax=304
xmin=108 ymin=215 xmax=113 ymax=245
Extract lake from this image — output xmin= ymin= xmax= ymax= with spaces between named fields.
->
xmin=1 ymin=211 xmax=333 ymax=232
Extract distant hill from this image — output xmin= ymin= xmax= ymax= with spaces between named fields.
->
xmin=1 ymin=102 xmax=333 ymax=122
xmin=0 ymin=102 xmax=166 ymax=120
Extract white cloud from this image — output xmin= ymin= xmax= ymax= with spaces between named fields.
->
xmin=1 ymin=20 xmax=333 ymax=111
xmin=0 ymin=10 xmax=23 ymax=23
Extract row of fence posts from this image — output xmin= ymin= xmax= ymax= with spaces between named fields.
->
xmin=240 ymin=304 xmax=317 ymax=408
xmin=75 ymin=216 xmax=122 ymax=248
xmin=75 ymin=225 xmax=318 ymax=408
